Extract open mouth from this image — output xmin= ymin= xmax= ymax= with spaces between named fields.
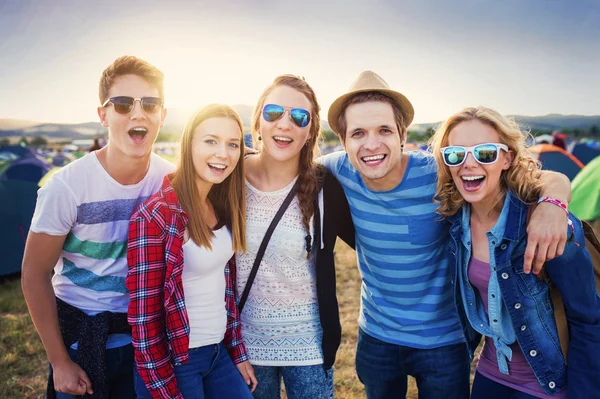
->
xmin=361 ymin=154 xmax=386 ymax=165
xmin=208 ymin=163 xmax=227 ymax=173
xmin=128 ymin=127 xmax=148 ymax=143
xmin=273 ymin=136 xmax=293 ymax=145
xmin=461 ymin=175 xmax=485 ymax=191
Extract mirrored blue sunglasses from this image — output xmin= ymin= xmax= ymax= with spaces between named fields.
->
xmin=262 ymin=104 xmax=311 ymax=128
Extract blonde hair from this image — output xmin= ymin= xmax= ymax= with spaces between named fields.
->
xmin=429 ymin=106 xmax=543 ymax=217
xmin=171 ymin=104 xmax=246 ymax=252
xmin=251 ymin=75 xmax=324 ymax=253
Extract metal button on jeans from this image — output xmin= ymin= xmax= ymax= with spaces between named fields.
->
xmin=500 ymin=244 xmax=507 ymax=250
xmin=521 ymin=325 xmax=527 ymax=331
xmin=514 ymin=303 xmax=522 ymax=309
xmin=549 ymin=381 xmax=556 ymax=389
xmin=530 ymin=350 xmax=538 ymax=357
xmin=501 ymin=272 xmax=509 ymax=279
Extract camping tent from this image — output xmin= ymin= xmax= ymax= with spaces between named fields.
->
xmin=528 ymin=144 xmax=584 ymax=181
xmin=0 ymin=157 xmax=52 ymax=183
xmin=572 ymin=142 xmax=600 ymax=166
xmin=0 ymin=147 xmax=53 ymax=276
xmin=570 ymin=155 xmax=600 ymax=222
xmin=0 ymin=179 xmax=40 ymax=276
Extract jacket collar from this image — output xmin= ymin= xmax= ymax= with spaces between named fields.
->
xmin=502 ymin=191 xmax=528 ymax=243
xmin=160 ymin=174 xmax=187 ymax=217
xmin=447 ymin=191 xmax=529 ymax=244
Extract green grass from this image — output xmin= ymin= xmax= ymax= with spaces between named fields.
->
xmin=0 ymin=278 xmax=46 ymax=399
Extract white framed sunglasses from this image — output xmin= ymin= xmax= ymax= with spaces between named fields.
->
xmin=440 ymin=143 xmax=509 ymax=167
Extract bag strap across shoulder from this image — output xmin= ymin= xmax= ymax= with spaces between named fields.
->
xmin=238 ymin=178 xmax=301 ymax=313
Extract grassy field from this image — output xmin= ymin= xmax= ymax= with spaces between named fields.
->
xmin=0 ymin=240 xmax=479 ymax=398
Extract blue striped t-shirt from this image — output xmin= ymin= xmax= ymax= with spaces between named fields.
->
xmin=320 ymin=151 xmax=464 ymax=348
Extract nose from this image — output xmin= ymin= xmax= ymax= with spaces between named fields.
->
xmin=363 ymin=132 xmax=380 ymax=151
xmin=462 ymin=152 xmax=478 ymax=168
xmin=129 ymin=99 xmax=146 ymax=120
xmin=275 ymin=110 xmax=292 ymax=130
xmin=214 ymin=142 xmax=228 ymax=159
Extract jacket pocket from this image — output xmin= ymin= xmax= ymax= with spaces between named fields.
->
xmin=512 ymin=257 xmax=550 ymax=297
xmin=407 ymin=213 xmax=447 ymax=246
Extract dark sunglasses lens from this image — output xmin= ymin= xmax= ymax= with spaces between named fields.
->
xmin=443 ymin=147 xmax=466 ymax=166
xmin=141 ymin=98 xmax=162 ymax=114
xmin=111 ymin=97 xmax=134 ymax=114
xmin=474 ymin=144 xmax=498 ymax=163
xmin=290 ymin=108 xmax=310 ymax=128
xmin=263 ymin=104 xmax=284 ymax=122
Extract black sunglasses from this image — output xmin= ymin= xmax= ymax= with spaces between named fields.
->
xmin=102 ymin=96 xmax=163 ymax=115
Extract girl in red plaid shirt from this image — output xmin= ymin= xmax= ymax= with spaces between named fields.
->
xmin=126 ymin=104 xmax=257 ymax=399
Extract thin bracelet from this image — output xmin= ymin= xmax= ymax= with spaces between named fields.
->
xmin=538 ymin=196 xmax=579 ymax=246
xmin=537 ymin=196 xmax=568 ymax=216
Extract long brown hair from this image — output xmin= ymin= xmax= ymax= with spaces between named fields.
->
xmin=429 ymin=106 xmax=543 ymax=217
xmin=171 ymin=104 xmax=246 ymax=252
xmin=251 ymin=75 xmax=323 ymax=249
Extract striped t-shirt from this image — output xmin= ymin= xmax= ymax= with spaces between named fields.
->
xmin=31 ymin=152 xmax=175 ymax=317
xmin=320 ymin=151 xmax=464 ymax=348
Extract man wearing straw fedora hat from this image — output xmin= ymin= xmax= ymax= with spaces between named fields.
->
xmin=320 ymin=71 xmax=572 ymax=398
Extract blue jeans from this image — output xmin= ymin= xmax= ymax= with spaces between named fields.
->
xmin=252 ymin=364 xmax=334 ymax=399
xmin=471 ymin=371 xmax=540 ymax=399
xmin=134 ymin=342 xmax=252 ymax=399
xmin=52 ymin=344 xmax=135 ymax=399
xmin=355 ymin=328 xmax=470 ymax=399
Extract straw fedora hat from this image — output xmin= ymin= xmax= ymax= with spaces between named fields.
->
xmin=327 ymin=71 xmax=414 ymax=136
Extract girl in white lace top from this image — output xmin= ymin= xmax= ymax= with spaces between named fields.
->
xmin=237 ymin=75 xmax=354 ymax=398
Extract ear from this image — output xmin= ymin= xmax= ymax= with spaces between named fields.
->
xmin=400 ymin=127 xmax=408 ymax=146
xmin=160 ymin=108 xmax=168 ymax=128
xmin=503 ymin=150 xmax=514 ymax=170
xmin=97 ymin=106 xmax=108 ymax=128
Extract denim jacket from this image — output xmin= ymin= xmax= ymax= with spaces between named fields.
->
xmin=447 ymin=191 xmax=600 ymax=397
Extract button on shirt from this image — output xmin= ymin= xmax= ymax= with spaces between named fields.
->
xmin=458 ymin=197 xmax=517 ymax=375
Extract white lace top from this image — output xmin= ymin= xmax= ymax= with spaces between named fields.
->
xmin=236 ymin=177 xmax=323 ymax=366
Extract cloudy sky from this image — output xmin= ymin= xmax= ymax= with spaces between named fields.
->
xmin=1 ymin=0 xmax=599 ymax=125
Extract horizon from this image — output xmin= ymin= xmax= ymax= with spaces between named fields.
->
xmin=1 ymin=1 xmax=599 ymax=125
xmin=2 ymin=109 xmax=600 ymax=130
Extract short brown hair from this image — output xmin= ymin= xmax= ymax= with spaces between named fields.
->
xmin=337 ymin=92 xmax=406 ymax=141
xmin=98 ymin=56 xmax=164 ymax=104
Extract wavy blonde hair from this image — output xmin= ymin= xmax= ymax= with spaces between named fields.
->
xmin=429 ymin=106 xmax=543 ymax=217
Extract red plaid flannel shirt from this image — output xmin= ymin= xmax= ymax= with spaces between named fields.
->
xmin=126 ymin=175 xmax=248 ymax=399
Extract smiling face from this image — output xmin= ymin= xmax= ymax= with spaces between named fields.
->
xmin=191 ymin=117 xmax=242 ymax=190
xmin=447 ymin=119 xmax=513 ymax=206
xmin=258 ymin=85 xmax=312 ymax=164
xmin=342 ymin=101 xmax=405 ymax=191
xmin=97 ymin=74 xmax=166 ymax=160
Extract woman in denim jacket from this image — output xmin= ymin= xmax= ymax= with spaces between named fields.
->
xmin=429 ymin=106 xmax=600 ymax=399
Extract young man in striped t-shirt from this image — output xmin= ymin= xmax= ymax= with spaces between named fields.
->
xmin=22 ymin=56 xmax=174 ymax=398
xmin=321 ymin=71 xmax=572 ymax=398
